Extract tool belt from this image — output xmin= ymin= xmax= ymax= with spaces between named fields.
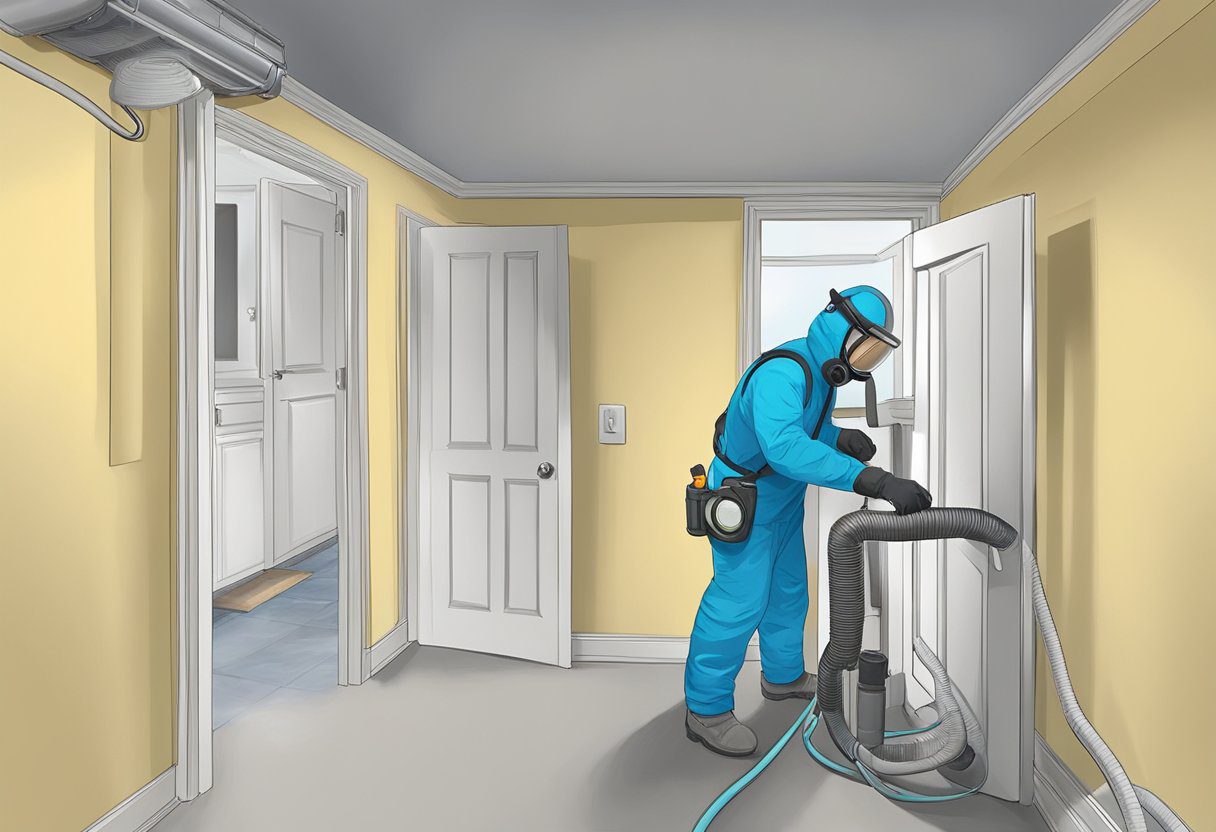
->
xmin=685 ymin=349 xmax=813 ymax=544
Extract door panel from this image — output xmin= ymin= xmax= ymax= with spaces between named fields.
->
xmin=264 ymin=180 xmax=341 ymax=564
xmin=214 ymin=431 xmax=266 ymax=588
xmin=446 ymin=254 xmax=492 ymax=447
xmin=447 ymin=474 xmax=491 ymax=610
xmin=283 ymin=395 xmax=338 ymax=546
xmin=280 ymin=223 xmax=328 ymax=370
xmin=504 ymin=479 xmax=541 ymax=614
xmin=421 ymin=225 xmax=570 ymax=667
xmin=504 ymin=254 xmax=540 ymax=451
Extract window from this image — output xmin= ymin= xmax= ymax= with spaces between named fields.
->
xmin=758 ymin=219 xmax=911 ymax=408
xmin=214 ymin=203 xmax=240 ymax=362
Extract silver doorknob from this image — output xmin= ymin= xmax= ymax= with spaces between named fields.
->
xmin=537 ymin=462 xmax=555 ymax=479
xmin=271 ymin=370 xmax=283 ymax=380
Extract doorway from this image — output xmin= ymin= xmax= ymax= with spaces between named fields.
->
xmin=175 ymin=95 xmax=370 ymax=800
xmin=741 ymin=196 xmax=1036 ymax=804
xmin=210 ymin=137 xmax=343 ymax=728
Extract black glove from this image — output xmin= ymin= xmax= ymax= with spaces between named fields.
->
xmin=836 ymin=428 xmax=876 ymax=462
xmin=853 ymin=467 xmax=933 ymax=515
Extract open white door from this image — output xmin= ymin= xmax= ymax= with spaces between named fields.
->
xmin=898 ymin=194 xmax=1036 ymax=803
xmin=809 ymin=198 xmax=1035 ymax=803
xmin=263 ymin=180 xmax=342 ymax=564
xmin=419 ymin=226 xmax=571 ymax=667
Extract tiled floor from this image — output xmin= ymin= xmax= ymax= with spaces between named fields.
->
xmin=211 ymin=541 xmax=338 ymax=729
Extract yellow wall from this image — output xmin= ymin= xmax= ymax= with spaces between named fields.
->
xmin=0 ymin=36 xmax=175 ymax=831
xmin=453 ymin=199 xmax=742 ymax=634
xmin=222 ymin=96 xmax=462 ymax=643
xmin=941 ymin=0 xmax=1216 ymax=826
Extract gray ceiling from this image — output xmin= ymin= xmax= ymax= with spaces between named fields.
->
xmin=228 ymin=0 xmax=1121 ymax=184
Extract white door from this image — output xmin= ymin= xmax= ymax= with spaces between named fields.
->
xmin=263 ymin=180 xmax=342 ymax=564
xmin=419 ymin=226 xmax=571 ymax=667
xmin=901 ymin=194 xmax=1036 ymax=803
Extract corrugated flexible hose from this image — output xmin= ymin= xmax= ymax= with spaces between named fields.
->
xmin=817 ymin=508 xmax=1018 ymax=715
xmin=694 ymin=505 xmax=1194 ymax=830
xmin=1025 ymin=543 xmax=1191 ymax=832
xmin=816 ymin=506 xmax=1191 ymax=832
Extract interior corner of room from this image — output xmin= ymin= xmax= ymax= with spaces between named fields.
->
xmin=1 ymin=0 xmax=1212 ymax=830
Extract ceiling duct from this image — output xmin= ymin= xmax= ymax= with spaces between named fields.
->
xmin=0 ymin=0 xmax=286 ymax=109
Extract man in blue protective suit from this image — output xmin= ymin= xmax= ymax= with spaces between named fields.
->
xmin=685 ymin=285 xmax=933 ymax=757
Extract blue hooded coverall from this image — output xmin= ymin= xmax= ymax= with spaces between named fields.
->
xmin=684 ymin=285 xmax=892 ymax=716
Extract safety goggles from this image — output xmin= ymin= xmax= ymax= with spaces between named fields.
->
xmin=829 ymin=288 xmax=901 ymax=376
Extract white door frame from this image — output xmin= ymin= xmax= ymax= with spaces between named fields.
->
xmin=175 ymin=93 xmax=371 ymax=801
xmin=398 ymin=206 xmax=440 ymax=644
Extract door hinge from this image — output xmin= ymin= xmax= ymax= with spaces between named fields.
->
xmin=335 ymin=209 xmax=346 ymax=236
xmin=336 ymin=367 xmax=347 ymax=390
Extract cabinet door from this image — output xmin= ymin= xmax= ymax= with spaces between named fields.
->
xmin=215 ymin=431 xmax=267 ymax=589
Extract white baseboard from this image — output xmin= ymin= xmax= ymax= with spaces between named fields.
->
xmin=571 ymin=633 xmax=760 ymax=664
xmin=83 ymin=767 xmax=178 ymax=832
xmin=363 ymin=619 xmax=412 ymax=679
xmin=1034 ymin=734 xmax=1123 ymax=832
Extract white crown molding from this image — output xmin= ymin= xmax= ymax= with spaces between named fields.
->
xmin=83 ymin=768 xmax=178 ymax=832
xmin=279 ymin=77 xmax=940 ymax=201
xmin=572 ymin=633 xmax=760 ymax=663
xmin=942 ymin=0 xmax=1158 ymax=197
xmin=280 ymin=76 xmax=465 ymax=196
xmin=455 ymin=180 xmax=943 ymax=199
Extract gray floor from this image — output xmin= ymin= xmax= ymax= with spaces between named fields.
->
xmin=158 ymin=645 xmax=1049 ymax=832
xmin=211 ymin=542 xmax=339 ymax=729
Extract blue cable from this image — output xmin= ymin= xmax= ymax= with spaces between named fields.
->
xmin=692 ymin=700 xmax=815 ymax=832
xmin=693 ymin=700 xmax=977 ymax=829
xmin=883 ymin=721 xmax=941 ymax=737
xmin=802 ymin=713 xmax=861 ymax=779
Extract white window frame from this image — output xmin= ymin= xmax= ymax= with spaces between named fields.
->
xmin=740 ymin=196 xmax=939 ymax=375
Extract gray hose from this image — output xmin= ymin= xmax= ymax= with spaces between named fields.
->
xmin=818 ymin=508 xmax=1018 ymax=713
xmin=938 ymin=637 xmax=989 ymax=792
xmin=814 ymin=506 xmax=1191 ymax=829
xmin=1026 ymin=547 xmax=1192 ymax=832
xmin=1 ymin=47 xmax=145 ymax=140
xmin=1134 ymin=786 xmax=1192 ymax=832
xmin=849 ymin=637 xmax=967 ymax=775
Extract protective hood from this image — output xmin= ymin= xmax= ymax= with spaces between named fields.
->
xmin=806 ymin=284 xmax=895 ymax=365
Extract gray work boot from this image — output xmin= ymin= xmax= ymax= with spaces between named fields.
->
xmin=761 ymin=671 xmax=817 ymax=701
xmin=685 ymin=709 xmax=758 ymax=757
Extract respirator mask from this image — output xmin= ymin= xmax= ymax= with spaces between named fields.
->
xmin=820 ymin=288 xmax=901 ymax=387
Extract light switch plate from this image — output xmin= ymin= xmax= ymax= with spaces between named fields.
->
xmin=598 ymin=404 xmax=626 ymax=445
